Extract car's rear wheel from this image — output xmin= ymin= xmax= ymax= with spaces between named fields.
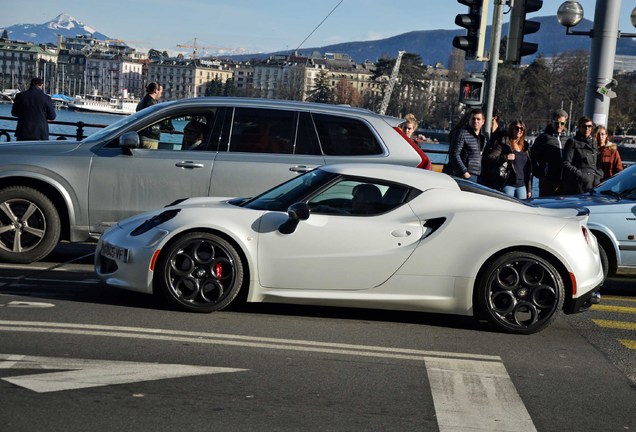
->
xmin=0 ymin=186 xmax=61 ymax=264
xmin=477 ymin=251 xmax=564 ymax=335
xmin=156 ymin=232 xmax=244 ymax=312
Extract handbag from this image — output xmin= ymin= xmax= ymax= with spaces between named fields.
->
xmin=498 ymin=161 xmax=510 ymax=180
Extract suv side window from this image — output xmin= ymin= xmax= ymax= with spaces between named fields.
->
xmin=228 ymin=108 xmax=294 ymax=154
xmin=312 ymin=113 xmax=383 ymax=156
xmin=295 ymin=112 xmax=322 ymax=155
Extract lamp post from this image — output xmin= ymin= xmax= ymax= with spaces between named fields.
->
xmin=557 ymin=0 xmax=636 ymax=127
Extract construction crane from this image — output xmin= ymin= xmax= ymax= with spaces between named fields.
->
xmin=379 ymin=50 xmax=405 ymax=116
xmin=176 ymin=38 xmax=215 ymax=60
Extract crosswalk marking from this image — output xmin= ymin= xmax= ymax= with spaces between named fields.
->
xmin=602 ymin=296 xmax=636 ymax=303
xmin=590 ymin=296 xmax=636 ymax=352
xmin=425 ymin=358 xmax=536 ymax=432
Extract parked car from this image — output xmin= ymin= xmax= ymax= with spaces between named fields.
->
xmin=0 ymin=97 xmax=430 ymax=264
xmin=531 ymin=163 xmax=636 ymax=280
xmin=95 ymin=164 xmax=603 ymax=334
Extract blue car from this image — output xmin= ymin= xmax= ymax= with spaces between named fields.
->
xmin=532 ymin=164 xmax=636 ymax=280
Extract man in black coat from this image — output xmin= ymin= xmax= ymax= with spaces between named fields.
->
xmin=530 ymin=109 xmax=568 ymax=196
xmin=11 ymin=77 xmax=56 ymax=141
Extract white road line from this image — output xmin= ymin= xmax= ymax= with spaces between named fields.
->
xmin=0 ymin=354 xmax=246 ymax=393
xmin=425 ymin=357 xmax=536 ymax=432
xmin=0 ymin=320 xmax=501 ymax=362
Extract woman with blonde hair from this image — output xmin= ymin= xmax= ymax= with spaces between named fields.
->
xmin=595 ymin=125 xmax=623 ymax=181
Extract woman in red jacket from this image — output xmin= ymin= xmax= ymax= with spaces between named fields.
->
xmin=595 ymin=125 xmax=623 ymax=181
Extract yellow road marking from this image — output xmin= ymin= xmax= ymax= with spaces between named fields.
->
xmin=592 ymin=305 xmax=636 ymax=314
xmin=602 ymin=296 xmax=636 ymax=303
xmin=593 ymin=319 xmax=636 ymax=330
xmin=618 ymin=340 xmax=636 ymax=350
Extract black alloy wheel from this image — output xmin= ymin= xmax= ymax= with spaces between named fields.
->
xmin=156 ymin=232 xmax=244 ymax=312
xmin=478 ymin=251 xmax=565 ymax=335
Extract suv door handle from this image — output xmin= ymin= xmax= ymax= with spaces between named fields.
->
xmin=176 ymin=161 xmax=205 ymax=169
xmin=289 ymin=165 xmax=313 ymax=173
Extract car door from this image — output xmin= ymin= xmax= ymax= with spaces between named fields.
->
xmin=209 ymin=108 xmax=325 ymax=198
xmin=256 ymin=179 xmax=424 ymax=290
xmin=88 ymin=112 xmax=216 ymax=233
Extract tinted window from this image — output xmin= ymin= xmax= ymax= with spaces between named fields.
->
xmin=312 ymin=113 xmax=383 ymax=156
xmin=295 ymin=112 xmax=321 ymax=155
xmin=228 ymin=108 xmax=294 ymax=154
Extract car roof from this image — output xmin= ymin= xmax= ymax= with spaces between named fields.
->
xmin=155 ymin=97 xmax=382 ymax=118
xmin=319 ymin=164 xmax=459 ymax=191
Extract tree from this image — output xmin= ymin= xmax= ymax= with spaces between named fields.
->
xmin=223 ymin=78 xmax=237 ymax=96
xmin=371 ymin=52 xmax=429 ymax=118
xmin=1 ymin=29 xmax=8 ymax=40
xmin=205 ymin=77 xmax=224 ymax=96
xmin=333 ymin=78 xmax=361 ymax=106
xmin=307 ymin=70 xmax=332 ymax=103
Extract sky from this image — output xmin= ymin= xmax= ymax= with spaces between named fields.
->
xmin=1 ymin=0 xmax=634 ymax=55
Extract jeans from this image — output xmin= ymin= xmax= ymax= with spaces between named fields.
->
xmin=503 ymin=185 xmax=527 ymax=199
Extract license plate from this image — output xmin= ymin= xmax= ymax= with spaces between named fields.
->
xmin=100 ymin=241 xmax=129 ymax=263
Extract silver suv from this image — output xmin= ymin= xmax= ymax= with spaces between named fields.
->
xmin=0 ymin=97 xmax=429 ymax=263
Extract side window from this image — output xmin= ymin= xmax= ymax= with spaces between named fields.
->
xmin=312 ymin=114 xmax=383 ymax=156
xmin=228 ymin=108 xmax=294 ymax=154
xmin=119 ymin=110 xmax=216 ymax=151
xmin=295 ymin=112 xmax=322 ymax=155
xmin=308 ymin=178 xmax=411 ymax=216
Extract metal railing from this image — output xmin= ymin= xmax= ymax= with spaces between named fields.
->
xmin=0 ymin=116 xmax=108 ymax=142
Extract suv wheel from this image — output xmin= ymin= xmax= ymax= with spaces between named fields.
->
xmin=0 ymin=186 xmax=61 ymax=263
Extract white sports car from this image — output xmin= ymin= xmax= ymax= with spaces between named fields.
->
xmin=95 ymin=164 xmax=603 ymax=334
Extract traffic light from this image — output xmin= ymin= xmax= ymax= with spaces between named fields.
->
xmin=506 ymin=0 xmax=543 ymax=64
xmin=459 ymin=77 xmax=484 ymax=106
xmin=452 ymin=0 xmax=489 ymax=60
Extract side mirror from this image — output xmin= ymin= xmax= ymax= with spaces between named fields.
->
xmin=119 ymin=131 xmax=141 ymax=149
xmin=278 ymin=202 xmax=310 ymax=234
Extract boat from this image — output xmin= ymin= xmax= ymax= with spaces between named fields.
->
xmin=68 ymin=89 xmax=139 ymax=115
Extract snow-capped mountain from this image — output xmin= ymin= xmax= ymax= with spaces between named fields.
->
xmin=0 ymin=13 xmax=109 ymax=45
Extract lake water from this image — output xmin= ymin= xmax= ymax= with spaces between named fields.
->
xmin=0 ymin=103 xmax=122 ymax=140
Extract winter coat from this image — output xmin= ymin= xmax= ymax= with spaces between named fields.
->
xmin=481 ymin=137 xmax=532 ymax=191
xmin=562 ymin=132 xmax=603 ymax=194
xmin=448 ymin=126 xmax=486 ymax=177
xmin=599 ymin=144 xmax=623 ymax=181
xmin=530 ymin=124 xmax=566 ymax=182
xmin=11 ymin=85 xmax=56 ymax=141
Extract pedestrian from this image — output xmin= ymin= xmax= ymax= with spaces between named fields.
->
xmin=11 ymin=77 xmax=56 ymax=141
xmin=447 ymin=108 xmax=487 ymax=182
xmin=498 ymin=120 xmax=532 ymax=198
xmin=595 ymin=125 xmax=623 ymax=181
xmin=400 ymin=113 xmax=425 ymax=143
xmin=136 ymin=82 xmax=164 ymax=149
xmin=530 ymin=109 xmax=568 ymax=196
xmin=562 ymin=116 xmax=603 ymax=194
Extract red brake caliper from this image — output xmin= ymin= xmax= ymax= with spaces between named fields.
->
xmin=214 ymin=262 xmax=223 ymax=279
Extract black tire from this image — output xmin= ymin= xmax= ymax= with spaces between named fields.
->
xmin=477 ymin=251 xmax=565 ymax=335
xmin=155 ymin=232 xmax=244 ymax=313
xmin=0 ymin=186 xmax=61 ymax=264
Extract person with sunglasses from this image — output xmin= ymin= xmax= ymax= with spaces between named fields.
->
xmin=481 ymin=120 xmax=532 ymax=198
xmin=530 ymin=109 xmax=568 ymax=196
xmin=562 ymin=116 xmax=603 ymax=194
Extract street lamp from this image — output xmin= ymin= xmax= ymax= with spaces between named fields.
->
xmin=557 ymin=0 xmax=636 ymax=127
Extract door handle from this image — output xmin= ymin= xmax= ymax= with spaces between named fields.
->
xmin=176 ymin=161 xmax=204 ymax=169
xmin=391 ymin=229 xmax=412 ymax=238
xmin=289 ymin=165 xmax=313 ymax=173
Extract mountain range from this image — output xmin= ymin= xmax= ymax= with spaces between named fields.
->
xmin=2 ymin=13 xmax=636 ymax=66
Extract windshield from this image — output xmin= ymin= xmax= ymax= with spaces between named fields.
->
xmin=594 ymin=164 xmax=636 ymax=199
xmin=242 ymin=169 xmax=338 ymax=211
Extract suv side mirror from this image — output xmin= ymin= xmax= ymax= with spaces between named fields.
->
xmin=119 ymin=131 xmax=141 ymax=149
xmin=278 ymin=202 xmax=310 ymax=234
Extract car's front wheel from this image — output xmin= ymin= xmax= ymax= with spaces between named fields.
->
xmin=0 ymin=186 xmax=61 ymax=264
xmin=155 ymin=232 xmax=244 ymax=312
xmin=477 ymin=251 xmax=564 ymax=335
